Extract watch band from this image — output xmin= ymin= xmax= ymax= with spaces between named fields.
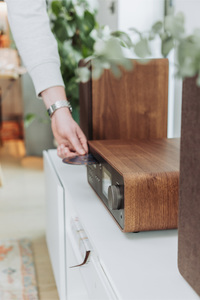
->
xmin=47 ymin=100 xmax=72 ymax=118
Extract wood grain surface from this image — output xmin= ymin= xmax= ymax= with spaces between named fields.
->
xmin=91 ymin=59 xmax=169 ymax=140
xmin=79 ymin=60 xmax=93 ymax=139
xmin=89 ymin=138 xmax=179 ymax=232
xmin=178 ymin=76 xmax=200 ymax=296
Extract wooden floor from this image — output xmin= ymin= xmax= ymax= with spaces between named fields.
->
xmin=0 ymin=140 xmax=59 ymax=300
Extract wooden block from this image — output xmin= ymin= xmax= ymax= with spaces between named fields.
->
xmin=80 ymin=59 xmax=169 ymax=140
xmin=178 ymin=76 xmax=200 ymax=296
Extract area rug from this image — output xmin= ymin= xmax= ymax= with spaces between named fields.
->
xmin=0 ymin=238 xmax=38 ymax=300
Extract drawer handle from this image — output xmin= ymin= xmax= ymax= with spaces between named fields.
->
xmin=70 ymin=250 xmax=91 ymax=268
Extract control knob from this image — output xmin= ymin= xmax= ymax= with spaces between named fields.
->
xmin=108 ymin=185 xmax=122 ymax=210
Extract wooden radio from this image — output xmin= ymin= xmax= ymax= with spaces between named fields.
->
xmin=87 ymin=138 xmax=180 ymax=232
xmin=79 ymin=58 xmax=169 ymax=140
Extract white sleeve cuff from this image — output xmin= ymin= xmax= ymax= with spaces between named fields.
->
xmin=29 ymin=62 xmax=65 ymax=97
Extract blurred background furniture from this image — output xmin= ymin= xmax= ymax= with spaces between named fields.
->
xmin=0 ymin=48 xmax=25 ymax=145
xmin=0 ymin=48 xmax=25 ymax=187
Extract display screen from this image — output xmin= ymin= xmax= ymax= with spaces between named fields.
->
xmin=102 ymin=166 xmax=112 ymax=199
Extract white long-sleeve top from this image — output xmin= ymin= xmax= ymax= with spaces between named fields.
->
xmin=5 ymin=0 xmax=64 ymax=96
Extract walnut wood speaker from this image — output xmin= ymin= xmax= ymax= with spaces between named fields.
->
xmin=79 ymin=59 xmax=169 ymax=140
xmin=178 ymin=76 xmax=200 ymax=296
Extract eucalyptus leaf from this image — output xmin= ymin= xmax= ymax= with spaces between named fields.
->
xmin=92 ymin=58 xmax=104 ymax=79
xmin=94 ymin=39 xmax=106 ymax=55
xmin=134 ymin=38 xmax=151 ymax=58
xmin=179 ymin=57 xmax=197 ymax=77
xmin=161 ymin=36 xmax=174 ymax=57
xmin=177 ymin=36 xmax=200 ymax=77
xmin=118 ymin=58 xmax=133 ymax=71
xmin=192 ymin=29 xmax=200 ymax=45
xmin=129 ymin=27 xmax=142 ymax=37
xmin=110 ymin=63 xmax=122 ymax=78
xmin=76 ymin=66 xmax=91 ymax=82
xmin=165 ymin=12 xmax=185 ymax=39
xmin=95 ymin=25 xmax=111 ymax=39
xmin=151 ymin=21 xmax=163 ymax=34
xmin=111 ymin=31 xmax=133 ymax=49
xmin=149 ymin=31 xmax=155 ymax=41
xmin=103 ymin=37 xmax=125 ymax=60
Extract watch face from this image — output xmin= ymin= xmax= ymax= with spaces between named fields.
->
xmin=62 ymin=154 xmax=97 ymax=165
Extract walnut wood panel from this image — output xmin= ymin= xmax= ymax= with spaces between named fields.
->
xmin=178 ymin=77 xmax=200 ymax=296
xmin=92 ymin=59 xmax=169 ymax=140
xmin=79 ymin=60 xmax=93 ymax=139
xmin=88 ymin=138 xmax=179 ymax=232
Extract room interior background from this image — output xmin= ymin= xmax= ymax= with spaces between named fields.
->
xmin=1 ymin=0 xmax=200 ymax=155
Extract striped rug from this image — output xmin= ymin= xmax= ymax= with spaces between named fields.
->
xmin=0 ymin=238 xmax=38 ymax=300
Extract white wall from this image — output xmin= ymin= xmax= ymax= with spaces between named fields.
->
xmin=97 ymin=0 xmax=165 ymax=32
xmin=172 ymin=0 xmax=200 ymax=138
xmin=118 ymin=0 xmax=164 ymax=32
xmin=175 ymin=0 xmax=200 ymax=33
xmin=96 ymin=0 xmax=118 ymax=30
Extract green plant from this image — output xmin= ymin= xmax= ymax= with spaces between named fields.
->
xmin=49 ymin=0 xmax=98 ymax=122
xmin=24 ymin=112 xmax=50 ymax=128
xmin=26 ymin=8 xmax=200 ymax=129
xmin=77 ymin=11 xmax=200 ymax=87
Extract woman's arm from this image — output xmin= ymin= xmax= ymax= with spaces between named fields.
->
xmin=6 ymin=0 xmax=88 ymax=157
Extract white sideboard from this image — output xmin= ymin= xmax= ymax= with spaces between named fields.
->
xmin=44 ymin=150 xmax=199 ymax=300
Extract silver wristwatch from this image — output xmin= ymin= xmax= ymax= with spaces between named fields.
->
xmin=47 ymin=100 xmax=72 ymax=118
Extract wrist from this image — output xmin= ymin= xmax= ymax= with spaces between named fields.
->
xmin=41 ymin=86 xmax=67 ymax=108
xmin=47 ymin=100 xmax=72 ymax=118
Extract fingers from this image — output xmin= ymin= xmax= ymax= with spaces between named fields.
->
xmin=57 ymin=144 xmax=67 ymax=159
xmin=51 ymin=109 xmax=88 ymax=158
xmin=57 ymin=144 xmax=77 ymax=159
xmin=58 ymin=130 xmax=88 ymax=159
xmin=76 ymin=126 xmax=88 ymax=154
xmin=69 ymin=126 xmax=88 ymax=156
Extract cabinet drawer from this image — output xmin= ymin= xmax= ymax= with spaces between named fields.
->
xmin=43 ymin=151 xmax=66 ymax=300
xmin=66 ymin=217 xmax=117 ymax=300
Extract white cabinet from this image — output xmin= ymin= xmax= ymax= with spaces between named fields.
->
xmin=44 ymin=151 xmax=114 ymax=300
xmin=44 ymin=150 xmax=200 ymax=300
xmin=43 ymin=152 xmax=66 ymax=299
xmin=65 ymin=219 xmax=116 ymax=300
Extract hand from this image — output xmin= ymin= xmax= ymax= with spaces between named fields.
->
xmin=41 ymin=86 xmax=88 ymax=159
xmin=51 ymin=107 xmax=88 ymax=159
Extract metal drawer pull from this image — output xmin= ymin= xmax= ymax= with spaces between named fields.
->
xmin=70 ymin=250 xmax=91 ymax=268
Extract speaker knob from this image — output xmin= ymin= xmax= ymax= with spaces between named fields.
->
xmin=108 ymin=185 xmax=122 ymax=210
